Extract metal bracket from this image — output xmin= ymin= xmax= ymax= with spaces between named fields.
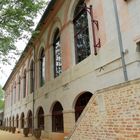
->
xmin=93 ymin=20 xmax=99 ymax=30
xmin=84 ymin=5 xmax=101 ymax=55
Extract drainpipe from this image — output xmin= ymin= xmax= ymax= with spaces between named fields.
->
xmin=113 ymin=0 xmax=128 ymax=81
xmin=10 ymin=91 xmax=12 ymax=127
xmin=32 ymin=45 xmax=35 ymax=134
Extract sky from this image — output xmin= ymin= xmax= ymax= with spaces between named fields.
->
xmin=0 ymin=9 xmax=45 ymax=87
xmin=0 ymin=41 xmax=26 ymax=87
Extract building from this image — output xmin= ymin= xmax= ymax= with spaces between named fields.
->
xmin=3 ymin=0 xmax=140 ymax=140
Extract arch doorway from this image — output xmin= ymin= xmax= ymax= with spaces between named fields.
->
xmin=9 ymin=117 xmax=11 ymax=127
xmin=37 ymin=107 xmax=44 ymax=130
xmin=52 ymin=102 xmax=64 ymax=132
xmin=12 ymin=116 xmax=14 ymax=127
xmin=27 ymin=110 xmax=32 ymax=129
xmin=16 ymin=115 xmax=19 ymax=128
xmin=21 ymin=113 xmax=25 ymax=129
xmin=75 ymin=92 xmax=92 ymax=121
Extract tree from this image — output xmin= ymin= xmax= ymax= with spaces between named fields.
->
xmin=0 ymin=0 xmax=47 ymax=63
xmin=0 ymin=85 xmax=4 ymax=110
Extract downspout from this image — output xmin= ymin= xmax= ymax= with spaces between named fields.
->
xmin=113 ymin=0 xmax=128 ymax=81
xmin=32 ymin=45 xmax=35 ymax=134
xmin=11 ymin=91 xmax=12 ymax=127
xmin=3 ymin=93 xmax=6 ymax=127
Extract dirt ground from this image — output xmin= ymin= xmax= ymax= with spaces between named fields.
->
xmin=0 ymin=130 xmax=48 ymax=140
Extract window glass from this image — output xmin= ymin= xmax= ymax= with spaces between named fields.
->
xmin=18 ymin=77 xmax=21 ymax=101
xmin=23 ymin=70 xmax=26 ymax=98
xmin=40 ymin=49 xmax=45 ymax=86
xmin=73 ymin=0 xmax=91 ymax=63
xmin=53 ymin=29 xmax=62 ymax=77
xmin=30 ymin=61 xmax=34 ymax=93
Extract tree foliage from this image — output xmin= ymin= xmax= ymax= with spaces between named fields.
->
xmin=0 ymin=0 xmax=47 ymax=63
xmin=0 ymin=85 xmax=4 ymax=110
xmin=0 ymin=100 xmax=4 ymax=110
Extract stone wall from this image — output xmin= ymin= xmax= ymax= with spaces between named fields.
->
xmin=69 ymin=79 xmax=140 ymax=140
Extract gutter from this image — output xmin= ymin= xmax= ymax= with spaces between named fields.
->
xmin=113 ymin=0 xmax=128 ymax=81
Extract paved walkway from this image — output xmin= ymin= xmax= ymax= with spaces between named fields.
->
xmin=0 ymin=130 xmax=47 ymax=140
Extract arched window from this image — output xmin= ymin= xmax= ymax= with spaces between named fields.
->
xmin=14 ymin=82 xmax=16 ymax=103
xmin=52 ymin=102 xmax=64 ymax=132
xmin=16 ymin=115 xmax=19 ymax=128
xmin=30 ymin=60 xmax=34 ymax=93
xmin=37 ymin=107 xmax=44 ymax=130
xmin=12 ymin=86 xmax=14 ymax=104
xmin=53 ymin=28 xmax=62 ymax=77
xmin=23 ymin=70 xmax=26 ymax=98
xmin=39 ymin=48 xmax=45 ymax=87
xmin=27 ymin=110 xmax=32 ymax=129
xmin=73 ymin=0 xmax=91 ymax=63
xmin=21 ymin=113 xmax=24 ymax=129
xmin=75 ymin=92 xmax=92 ymax=121
xmin=18 ymin=77 xmax=21 ymax=101
xmin=11 ymin=86 xmax=13 ymax=105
